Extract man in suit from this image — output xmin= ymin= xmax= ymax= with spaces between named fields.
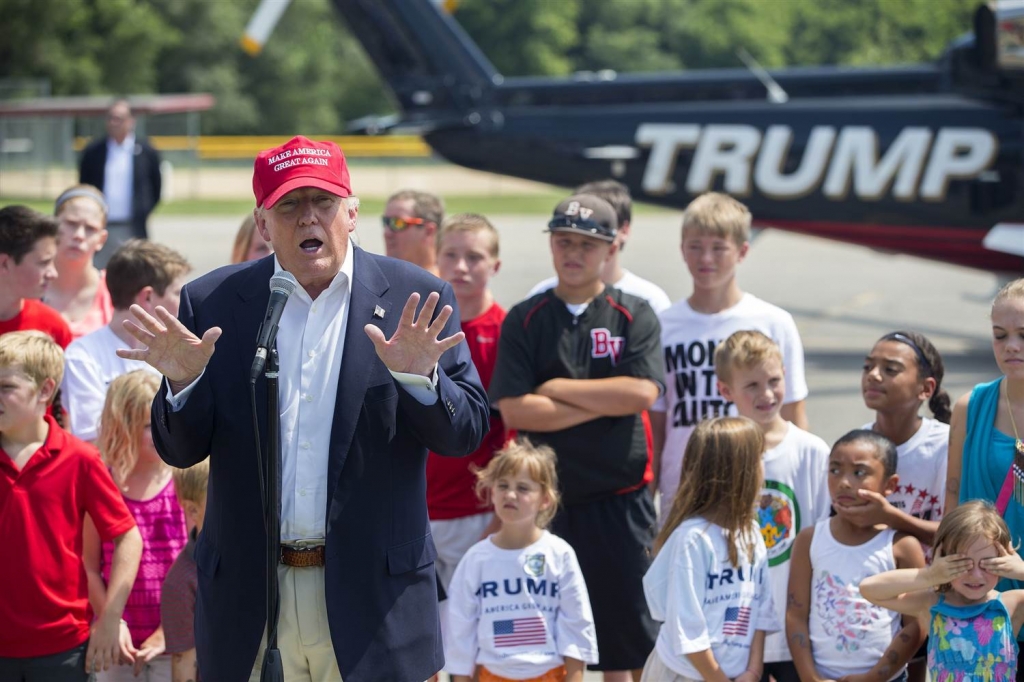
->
xmin=117 ymin=136 xmax=489 ymax=682
xmin=79 ymin=99 xmax=161 ymax=266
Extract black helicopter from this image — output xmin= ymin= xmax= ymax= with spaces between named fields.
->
xmin=244 ymin=0 xmax=1024 ymax=275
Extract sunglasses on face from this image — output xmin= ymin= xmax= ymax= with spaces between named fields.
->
xmin=382 ymin=215 xmax=426 ymax=232
xmin=547 ymin=215 xmax=608 ymax=235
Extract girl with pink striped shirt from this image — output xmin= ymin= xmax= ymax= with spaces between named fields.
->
xmin=84 ymin=370 xmax=187 ymax=681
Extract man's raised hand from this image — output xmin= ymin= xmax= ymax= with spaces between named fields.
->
xmin=116 ymin=305 xmax=222 ymax=391
xmin=364 ymin=291 xmax=464 ymax=377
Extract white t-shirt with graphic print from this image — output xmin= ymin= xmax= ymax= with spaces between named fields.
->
xmin=759 ymin=423 xmax=832 ymax=663
xmin=445 ymin=531 xmax=598 ymax=678
xmin=654 ymin=294 xmax=808 ymax=518
xmin=860 ymin=417 xmax=950 ymax=543
xmin=643 ymin=517 xmax=779 ymax=679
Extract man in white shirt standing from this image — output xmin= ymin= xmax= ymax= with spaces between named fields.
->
xmin=79 ymin=99 xmax=162 ymax=267
xmin=117 ymin=136 xmax=489 ymax=682
xmin=525 ymin=179 xmax=671 ymax=313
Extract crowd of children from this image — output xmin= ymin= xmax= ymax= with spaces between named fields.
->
xmin=1 ymin=175 xmax=1023 ymax=682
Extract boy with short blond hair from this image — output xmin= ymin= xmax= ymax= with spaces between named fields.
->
xmin=651 ymin=192 xmax=809 ymax=520
xmin=0 ymin=330 xmax=142 ymax=679
xmin=63 ymin=239 xmax=191 ymax=442
xmin=161 ymin=458 xmax=209 ymax=682
xmin=430 ymin=213 xmax=506 ymax=589
xmin=714 ymin=330 xmax=829 ymax=682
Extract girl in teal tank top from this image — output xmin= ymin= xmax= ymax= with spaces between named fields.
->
xmin=861 ymin=502 xmax=1024 ymax=682
xmin=948 ymin=279 xmax=1024 ymax=599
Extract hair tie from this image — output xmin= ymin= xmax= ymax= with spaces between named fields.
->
xmin=882 ymin=332 xmax=932 ymax=375
xmin=55 ymin=188 xmax=108 ymax=216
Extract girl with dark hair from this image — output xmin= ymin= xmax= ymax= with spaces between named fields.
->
xmin=843 ymin=331 xmax=950 ymax=552
xmin=787 ymin=430 xmax=926 ymax=682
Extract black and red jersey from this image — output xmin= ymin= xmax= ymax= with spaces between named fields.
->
xmin=489 ymin=286 xmax=663 ymax=504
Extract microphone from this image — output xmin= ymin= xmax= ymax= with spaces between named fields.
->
xmin=250 ymin=271 xmax=298 ymax=382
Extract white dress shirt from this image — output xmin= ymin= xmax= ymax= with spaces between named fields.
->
xmin=104 ymin=134 xmax=135 ymax=222
xmin=167 ymin=245 xmax=439 ymax=542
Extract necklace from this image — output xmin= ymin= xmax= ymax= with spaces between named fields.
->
xmin=1004 ymin=379 xmax=1024 ymax=505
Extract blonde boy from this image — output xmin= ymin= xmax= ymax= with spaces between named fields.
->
xmin=430 ymin=213 xmax=506 ymax=586
xmin=0 ymin=330 xmax=142 ymax=678
xmin=651 ymin=192 xmax=809 ymax=520
xmin=714 ymin=330 xmax=829 ymax=681
xmin=161 ymin=458 xmax=209 ymax=682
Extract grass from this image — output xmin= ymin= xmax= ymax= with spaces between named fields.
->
xmin=1 ymin=192 xmax=674 ymax=217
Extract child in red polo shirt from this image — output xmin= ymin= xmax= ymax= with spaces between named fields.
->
xmin=428 ymin=213 xmax=508 ymax=589
xmin=0 ymin=331 xmax=142 ymax=680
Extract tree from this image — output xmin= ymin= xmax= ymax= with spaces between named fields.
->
xmin=0 ymin=0 xmax=171 ymax=95
xmin=0 ymin=0 xmax=988 ymax=134
xmin=453 ymin=0 xmax=580 ymax=76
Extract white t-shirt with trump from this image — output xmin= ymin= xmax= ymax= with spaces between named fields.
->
xmin=860 ymin=417 xmax=949 ymax=541
xmin=445 ymin=531 xmax=599 ymax=678
xmin=643 ymin=517 xmax=779 ymax=679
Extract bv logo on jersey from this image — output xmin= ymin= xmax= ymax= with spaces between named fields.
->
xmin=591 ymin=328 xmax=625 ymax=365
xmin=758 ymin=481 xmax=800 ymax=567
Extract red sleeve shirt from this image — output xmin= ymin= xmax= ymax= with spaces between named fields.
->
xmin=0 ymin=299 xmax=73 ymax=349
xmin=427 ymin=303 xmax=509 ymax=520
xmin=0 ymin=416 xmax=136 ymax=658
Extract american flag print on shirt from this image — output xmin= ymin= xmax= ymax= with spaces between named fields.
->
xmin=493 ymin=615 xmax=548 ymax=647
xmin=722 ymin=606 xmax=751 ymax=636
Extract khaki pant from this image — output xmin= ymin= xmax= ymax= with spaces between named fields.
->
xmin=249 ymin=564 xmax=343 ymax=682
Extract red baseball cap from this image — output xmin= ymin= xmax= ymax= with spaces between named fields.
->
xmin=252 ymin=135 xmax=352 ymax=208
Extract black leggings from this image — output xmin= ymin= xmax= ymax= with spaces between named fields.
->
xmin=0 ymin=643 xmax=88 ymax=682
xmin=761 ymin=661 xmax=800 ymax=682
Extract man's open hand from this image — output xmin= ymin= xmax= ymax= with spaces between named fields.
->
xmin=364 ymin=292 xmax=464 ymax=377
xmin=116 ymin=304 xmax=222 ymax=391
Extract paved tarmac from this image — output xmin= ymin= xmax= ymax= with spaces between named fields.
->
xmin=152 ymin=211 xmax=1001 ymax=447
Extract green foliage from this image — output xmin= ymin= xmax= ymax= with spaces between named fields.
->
xmin=452 ymin=0 xmax=580 ymax=76
xmin=0 ymin=0 xmax=172 ymax=94
xmin=0 ymin=0 xmax=987 ymax=133
xmin=785 ymin=0 xmax=977 ymax=67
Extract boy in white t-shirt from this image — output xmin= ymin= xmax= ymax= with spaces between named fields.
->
xmin=715 ymin=331 xmax=830 ymax=682
xmin=525 ymin=179 xmax=671 ymax=313
xmin=651 ymin=192 xmax=809 ymax=519
xmin=62 ymin=240 xmax=189 ymax=441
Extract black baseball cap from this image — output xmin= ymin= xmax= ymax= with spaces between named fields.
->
xmin=546 ymin=194 xmax=618 ymax=243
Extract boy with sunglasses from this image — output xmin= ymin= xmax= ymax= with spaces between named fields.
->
xmin=489 ymin=194 xmax=664 ymax=681
xmin=382 ymin=189 xmax=443 ymax=276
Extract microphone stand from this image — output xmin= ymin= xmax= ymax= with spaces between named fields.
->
xmin=259 ymin=345 xmax=284 ymax=682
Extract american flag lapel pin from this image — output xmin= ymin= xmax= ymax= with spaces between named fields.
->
xmin=374 ymin=305 xmax=385 ymax=319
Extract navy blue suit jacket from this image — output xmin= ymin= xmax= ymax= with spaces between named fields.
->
xmin=152 ymin=248 xmax=489 ymax=682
